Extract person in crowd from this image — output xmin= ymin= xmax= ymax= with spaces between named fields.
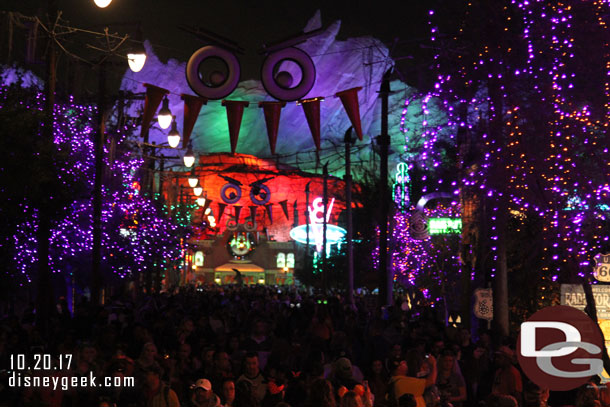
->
xmin=486 ymin=393 xmax=519 ymax=407
xmin=237 ymin=352 xmax=267 ymax=403
xmin=435 ymin=350 xmax=467 ymax=407
xmin=460 ymin=341 xmax=491 ymax=405
xmin=306 ymin=379 xmax=337 ymax=407
xmin=234 ymin=378 xmax=260 ymax=407
xmin=341 ymin=390 xmax=365 ymax=407
xmin=189 ymin=378 xmax=221 ymax=407
xmin=331 ymin=357 xmax=361 ymax=393
xmin=365 ymin=359 xmax=389 ymax=406
xmin=491 ymin=346 xmax=522 ymax=406
xmin=387 ymin=352 xmax=437 ymax=407
xmin=137 ymin=342 xmax=162 ymax=376
xmin=220 ymin=378 xmax=236 ymax=407
xmin=211 ymin=350 xmax=234 ymax=390
xmin=144 ymin=364 xmax=181 ymax=407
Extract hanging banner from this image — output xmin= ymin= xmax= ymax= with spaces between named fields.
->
xmin=278 ymin=199 xmax=289 ymax=221
xmin=335 ymin=87 xmax=363 ymax=140
xmin=181 ymin=94 xmax=208 ymax=148
xmin=217 ymin=203 xmax=227 ymax=222
xmin=298 ymin=97 xmax=324 ymax=151
xmin=141 ymin=84 xmax=169 ymax=139
xmin=265 ymin=203 xmax=274 ymax=224
xmin=249 ymin=205 xmax=257 ymax=222
xmin=222 ymin=100 xmax=250 ymax=153
xmin=473 ymin=288 xmax=493 ymax=320
xmin=259 ymin=101 xmax=286 ymax=154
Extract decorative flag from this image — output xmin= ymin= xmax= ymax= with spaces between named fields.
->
xmin=265 ymin=204 xmax=274 ymax=224
xmin=258 ymin=101 xmax=286 ymax=154
xmin=217 ymin=203 xmax=227 ymax=222
xmin=141 ymin=84 xmax=169 ymax=139
xmin=249 ymin=205 xmax=257 ymax=221
xmin=181 ymin=94 xmax=208 ymax=148
xmin=335 ymin=87 xmax=363 ymax=140
xmin=298 ymin=97 xmax=324 ymax=151
xmin=278 ymin=199 xmax=289 ymax=220
xmin=221 ymin=100 xmax=250 ymax=153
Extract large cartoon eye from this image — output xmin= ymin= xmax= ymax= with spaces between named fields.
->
xmin=409 ymin=210 xmax=429 ymax=240
xmin=186 ymin=46 xmax=241 ymax=100
xmin=250 ymin=184 xmax=271 ymax=206
xmin=226 ymin=217 xmax=238 ymax=231
xmin=220 ymin=183 xmax=242 ymax=204
xmin=244 ymin=217 xmax=257 ymax=232
xmin=261 ymin=47 xmax=316 ymax=102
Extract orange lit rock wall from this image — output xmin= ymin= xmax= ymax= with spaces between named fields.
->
xmin=177 ymin=153 xmax=348 ymax=241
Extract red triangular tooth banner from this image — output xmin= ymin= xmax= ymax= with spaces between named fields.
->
xmin=335 ymin=87 xmax=363 ymax=140
xmin=181 ymin=94 xmax=208 ymax=148
xmin=258 ymin=101 xmax=286 ymax=155
xmin=221 ymin=100 xmax=250 ymax=153
xmin=217 ymin=203 xmax=227 ymax=222
xmin=249 ymin=205 xmax=257 ymax=221
xmin=278 ymin=200 xmax=289 ymax=220
xmin=299 ymin=97 xmax=324 ymax=151
xmin=265 ymin=204 xmax=274 ymax=224
xmin=141 ymin=84 xmax=169 ymax=139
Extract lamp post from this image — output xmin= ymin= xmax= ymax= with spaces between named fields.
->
xmin=344 ymin=127 xmax=355 ymax=307
xmin=377 ymin=70 xmax=392 ymax=308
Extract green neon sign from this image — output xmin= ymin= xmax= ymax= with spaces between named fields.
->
xmin=428 ymin=218 xmax=462 ymax=235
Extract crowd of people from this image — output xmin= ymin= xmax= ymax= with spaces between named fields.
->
xmin=0 ymin=284 xmax=608 ymax=407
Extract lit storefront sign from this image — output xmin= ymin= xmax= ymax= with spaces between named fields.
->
xmin=428 ymin=218 xmax=462 ymax=235
xmin=289 ymin=196 xmax=346 ymax=252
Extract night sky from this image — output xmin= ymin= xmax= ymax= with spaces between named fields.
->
xmin=4 ymin=0 xmax=433 ymax=83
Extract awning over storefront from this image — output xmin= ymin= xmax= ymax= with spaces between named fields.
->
xmin=214 ymin=262 xmax=265 ymax=273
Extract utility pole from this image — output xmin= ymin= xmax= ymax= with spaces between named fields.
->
xmin=305 ymin=181 xmax=311 ymax=273
xmin=378 ymin=70 xmax=393 ymax=308
xmin=322 ymin=163 xmax=328 ymax=294
xmin=344 ymin=127 xmax=355 ymax=307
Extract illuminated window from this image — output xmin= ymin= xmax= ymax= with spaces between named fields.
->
xmin=277 ymin=253 xmax=286 ymax=268
xmin=286 ymin=253 xmax=295 ymax=268
xmin=194 ymin=251 xmax=204 ymax=267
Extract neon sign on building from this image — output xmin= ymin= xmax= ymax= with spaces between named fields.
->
xmin=289 ymin=196 xmax=346 ymax=252
xmin=428 ymin=218 xmax=462 ymax=235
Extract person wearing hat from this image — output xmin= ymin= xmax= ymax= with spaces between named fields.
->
xmin=491 ymin=346 xmax=522 ymax=406
xmin=190 ymin=378 xmax=221 ymax=407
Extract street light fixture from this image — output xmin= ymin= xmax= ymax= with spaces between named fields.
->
xmin=93 ymin=0 xmax=112 ymax=8
xmin=184 ymin=142 xmax=196 ymax=168
xmin=187 ymin=169 xmax=199 ymax=188
xmin=193 ymin=186 xmax=203 ymax=196
xmin=126 ymin=25 xmax=146 ymax=73
xmin=196 ymin=197 xmax=206 ymax=206
xmin=157 ymin=96 xmax=172 ymax=129
xmin=167 ymin=117 xmax=181 ymax=148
